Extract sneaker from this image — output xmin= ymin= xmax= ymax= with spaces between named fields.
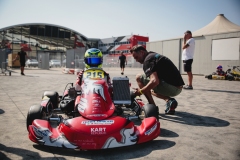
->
xmin=183 ymin=85 xmax=193 ymax=89
xmin=165 ymin=98 xmax=178 ymax=115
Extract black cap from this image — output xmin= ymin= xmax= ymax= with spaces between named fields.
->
xmin=130 ymin=45 xmax=147 ymax=53
xmin=185 ymin=30 xmax=192 ymax=34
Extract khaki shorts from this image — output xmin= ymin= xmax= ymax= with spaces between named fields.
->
xmin=140 ymin=74 xmax=182 ymax=97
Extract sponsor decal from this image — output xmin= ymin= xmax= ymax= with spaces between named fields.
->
xmin=145 ymin=123 xmax=157 ymax=136
xmin=82 ymin=120 xmax=114 ymax=125
xmin=74 ymin=139 xmax=94 ymax=143
xmin=78 ymin=98 xmax=87 ymax=113
xmin=82 ymin=79 xmax=106 ymax=101
xmin=93 ymin=96 xmax=101 ymax=99
xmin=93 ymin=103 xmax=100 ymax=107
xmin=92 ymin=99 xmax=100 ymax=103
xmin=87 ymin=114 xmax=107 ymax=117
xmin=78 ymin=105 xmax=85 ymax=113
xmin=33 ymin=126 xmax=52 ymax=137
xmin=91 ymin=127 xmax=106 ymax=135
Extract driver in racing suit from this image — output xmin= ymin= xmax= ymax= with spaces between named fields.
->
xmin=75 ymin=48 xmax=112 ymax=96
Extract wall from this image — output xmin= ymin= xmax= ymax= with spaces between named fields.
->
xmin=147 ymin=31 xmax=240 ymax=75
xmin=147 ymin=39 xmax=180 ymax=70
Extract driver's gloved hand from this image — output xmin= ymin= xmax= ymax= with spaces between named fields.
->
xmin=104 ymin=72 xmax=112 ymax=85
xmin=76 ymin=70 xmax=84 ymax=85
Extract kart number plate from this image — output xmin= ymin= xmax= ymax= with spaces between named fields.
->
xmin=83 ymin=70 xmax=104 ymax=78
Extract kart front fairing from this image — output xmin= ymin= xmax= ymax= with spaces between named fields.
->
xmin=28 ymin=73 xmax=160 ymax=150
xmin=76 ymin=78 xmax=115 ymax=120
xmin=28 ymin=116 xmax=160 ymax=150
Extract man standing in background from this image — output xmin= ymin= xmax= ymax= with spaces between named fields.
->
xmin=13 ymin=48 xmax=30 ymax=75
xmin=118 ymin=51 xmax=127 ymax=75
xmin=182 ymin=30 xmax=195 ymax=89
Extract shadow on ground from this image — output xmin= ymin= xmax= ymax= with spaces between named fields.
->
xmin=33 ymin=139 xmax=175 ymax=159
xmin=160 ymin=111 xmax=230 ymax=127
xmin=196 ymin=89 xmax=240 ymax=94
xmin=0 ymin=143 xmax=66 ymax=160
xmin=0 ymin=109 xmax=5 ymax=114
xmin=159 ymin=128 xmax=179 ymax=138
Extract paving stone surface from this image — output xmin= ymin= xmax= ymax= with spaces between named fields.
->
xmin=0 ymin=67 xmax=239 ymax=160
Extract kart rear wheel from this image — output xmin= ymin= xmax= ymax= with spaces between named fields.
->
xmin=226 ymin=74 xmax=234 ymax=81
xmin=140 ymin=104 xmax=159 ymax=121
xmin=126 ymin=91 xmax=137 ymax=109
xmin=26 ymin=105 xmax=46 ymax=131
xmin=42 ymin=91 xmax=59 ymax=109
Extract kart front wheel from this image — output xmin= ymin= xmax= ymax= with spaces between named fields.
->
xmin=26 ymin=105 xmax=46 ymax=131
xmin=140 ymin=104 xmax=159 ymax=121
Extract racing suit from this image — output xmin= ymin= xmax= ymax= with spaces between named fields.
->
xmin=75 ymin=68 xmax=113 ymax=96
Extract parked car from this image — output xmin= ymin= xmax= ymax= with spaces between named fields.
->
xmin=49 ymin=59 xmax=61 ymax=68
xmin=25 ymin=59 xmax=38 ymax=67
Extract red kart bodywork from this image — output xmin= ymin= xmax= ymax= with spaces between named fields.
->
xmin=28 ymin=76 xmax=160 ymax=150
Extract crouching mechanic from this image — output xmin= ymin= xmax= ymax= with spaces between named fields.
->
xmin=75 ymin=48 xmax=112 ymax=95
xmin=130 ymin=45 xmax=185 ymax=114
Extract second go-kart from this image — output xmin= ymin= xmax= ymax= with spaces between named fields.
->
xmin=205 ymin=65 xmax=238 ymax=81
xmin=27 ymin=68 xmax=160 ymax=150
xmin=226 ymin=65 xmax=240 ymax=81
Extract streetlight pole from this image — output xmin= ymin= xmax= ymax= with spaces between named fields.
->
xmin=112 ymin=36 xmax=115 ymax=55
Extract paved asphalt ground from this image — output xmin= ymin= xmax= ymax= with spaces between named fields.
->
xmin=0 ymin=67 xmax=239 ymax=160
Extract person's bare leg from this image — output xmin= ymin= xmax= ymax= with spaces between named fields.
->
xmin=151 ymin=91 xmax=170 ymax=102
xmin=21 ymin=67 xmax=24 ymax=73
xmin=187 ymin=71 xmax=193 ymax=86
xmin=136 ymin=74 xmax=156 ymax=105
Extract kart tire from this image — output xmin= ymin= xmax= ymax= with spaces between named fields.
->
xmin=126 ymin=91 xmax=137 ymax=109
xmin=228 ymin=75 xmax=234 ymax=81
xmin=130 ymin=91 xmax=136 ymax=101
xmin=207 ymin=75 xmax=212 ymax=79
xmin=141 ymin=104 xmax=159 ymax=121
xmin=26 ymin=105 xmax=46 ymax=131
xmin=42 ymin=91 xmax=59 ymax=109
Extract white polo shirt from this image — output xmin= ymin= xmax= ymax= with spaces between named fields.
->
xmin=182 ymin=38 xmax=195 ymax=60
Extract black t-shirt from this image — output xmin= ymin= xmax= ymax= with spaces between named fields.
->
xmin=18 ymin=51 xmax=26 ymax=62
xmin=119 ymin=55 xmax=126 ymax=64
xmin=143 ymin=52 xmax=185 ymax=86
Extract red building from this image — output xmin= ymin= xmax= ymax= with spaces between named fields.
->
xmin=98 ymin=35 xmax=149 ymax=55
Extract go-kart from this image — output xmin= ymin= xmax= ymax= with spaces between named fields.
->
xmin=205 ymin=71 xmax=234 ymax=81
xmin=205 ymin=66 xmax=240 ymax=81
xmin=226 ymin=66 xmax=240 ymax=81
xmin=27 ymin=68 xmax=160 ymax=150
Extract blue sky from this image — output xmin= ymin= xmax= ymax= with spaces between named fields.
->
xmin=0 ymin=0 xmax=239 ymax=41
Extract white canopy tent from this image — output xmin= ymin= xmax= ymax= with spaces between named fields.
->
xmin=192 ymin=14 xmax=240 ymax=36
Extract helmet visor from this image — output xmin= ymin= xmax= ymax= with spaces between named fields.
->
xmin=85 ymin=57 xmax=102 ymax=66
